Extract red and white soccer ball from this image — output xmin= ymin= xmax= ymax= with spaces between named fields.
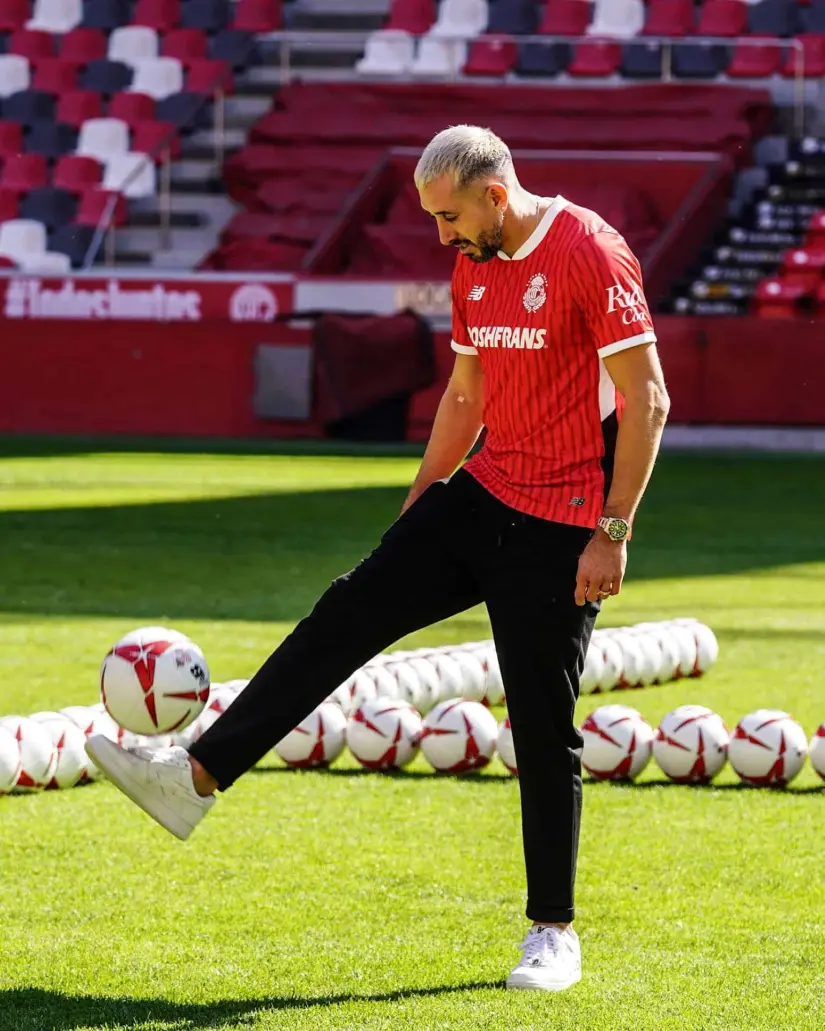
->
xmin=0 ymin=726 xmax=22 ymax=794
xmin=406 ymin=657 xmax=441 ymax=714
xmin=275 ymin=702 xmax=348 ymax=769
xmin=670 ymin=619 xmax=719 ymax=676
xmin=497 ymin=717 xmax=518 ymax=777
xmin=653 ymin=705 xmax=730 ymax=784
xmin=728 ymin=709 xmax=808 ymax=786
xmin=29 ymin=712 xmax=89 ymax=789
xmin=346 ymin=698 xmax=423 ymax=771
xmin=100 ymin=626 xmax=210 ymax=736
xmin=579 ymin=642 xmax=605 ymax=696
xmin=420 ymin=699 xmax=498 ymax=774
xmin=809 ymin=722 xmax=825 ymax=781
xmin=0 ymin=716 xmax=58 ymax=793
xmin=609 ymin=631 xmax=644 ymax=689
xmin=580 ymin=704 xmax=655 ymax=781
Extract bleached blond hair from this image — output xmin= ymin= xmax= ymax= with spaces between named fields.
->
xmin=414 ymin=125 xmax=514 ymax=192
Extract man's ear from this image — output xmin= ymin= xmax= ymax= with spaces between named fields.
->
xmin=488 ymin=182 xmax=509 ymax=211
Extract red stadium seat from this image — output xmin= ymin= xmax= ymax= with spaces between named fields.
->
xmin=53 ymin=154 xmax=102 ymax=192
xmin=753 ymin=276 xmax=808 ymax=317
xmin=814 ymin=279 xmax=825 ymax=315
xmin=539 ymin=0 xmax=592 ymax=35
xmin=568 ymin=41 xmax=621 ymax=77
xmin=9 ymin=29 xmax=54 ymax=61
xmin=185 ymin=58 xmax=234 ymax=93
xmin=782 ymin=35 xmax=825 ymax=77
xmin=385 ymin=0 xmax=435 ymax=34
xmin=643 ymin=0 xmax=694 ymax=36
xmin=781 ymin=246 xmax=825 ymax=290
xmin=131 ymin=119 xmax=180 ymax=160
xmin=805 ymin=210 xmax=825 ymax=248
xmin=0 ymin=0 xmax=31 ymax=32
xmin=60 ymin=28 xmax=108 ymax=67
xmin=463 ymin=37 xmax=517 ymax=77
xmin=108 ymin=90 xmax=156 ymax=126
xmin=1 ymin=153 xmax=49 ymax=193
xmin=133 ymin=0 xmax=181 ymax=31
xmin=233 ymin=0 xmax=282 ymax=31
xmin=74 ymin=187 xmax=127 ymax=227
xmin=32 ymin=59 xmax=79 ymax=93
xmin=727 ymin=38 xmax=783 ymax=78
xmin=696 ymin=0 xmax=748 ymax=37
xmin=0 ymin=186 xmax=19 ymax=220
xmin=162 ymin=28 xmax=208 ymax=63
xmin=0 ymin=253 xmax=17 ymax=268
xmin=0 ymin=119 xmax=23 ymax=157
xmin=56 ymin=90 xmax=103 ymax=127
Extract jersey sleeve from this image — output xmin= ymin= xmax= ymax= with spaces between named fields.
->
xmin=570 ymin=231 xmax=657 ymax=358
xmin=450 ymin=261 xmax=477 ymax=355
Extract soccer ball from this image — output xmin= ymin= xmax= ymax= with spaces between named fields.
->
xmin=364 ymin=663 xmax=400 ymax=700
xmin=420 ymin=699 xmax=498 ymax=774
xmin=100 ymin=627 xmax=210 ymax=735
xmin=497 ymin=717 xmax=518 ymax=776
xmin=671 ymin=619 xmax=719 ymax=675
xmin=0 ymin=726 xmax=22 ymax=794
xmin=728 ymin=709 xmax=808 ymax=786
xmin=580 ymin=704 xmax=654 ymax=781
xmin=609 ymin=631 xmax=644 ymax=689
xmin=809 ymin=723 xmax=825 ymax=781
xmin=665 ymin=624 xmax=699 ymax=678
xmin=645 ymin=625 xmax=681 ymax=683
xmin=59 ymin=705 xmax=122 ymax=780
xmin=383 ymin=660 xmax=426 ymax=712
xmin=471 ymin=644 xmax=505 ymax=706
xmin=653 ymin=705 xmax=730 ymax=783
xmin=406 ymin=657 xmax=441 ymax=714
xmin=275 ymin=702 xmax=348 ymax=768
xmin=594 ymin=633 xmax=623 ymax=692
xmin=629 ymin=631 xmax=663 ymax=686
xmin=0 ymin=716 xmax=58 ymax=792
xmin=447 ymin=649 xmax=487 ymax=702
xmin=427 ymin=652 xmax=464 ymax=702
xmin=29 ymin=713 xmax=88 ymax=790
xmin=579 ymin=642 xmax=605 ymax=696
xmin=346 ymin=698 xmax=423 ymax=771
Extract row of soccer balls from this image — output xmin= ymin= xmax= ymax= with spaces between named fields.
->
xmin=265 ymin=699 xmax=825 ymax=787
xmin=95 ymin=619 xmax=719 ymax=741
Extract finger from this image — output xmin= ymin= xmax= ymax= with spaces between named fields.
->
xmin=585 ymin=579 xmax=602 ymax=604
xmin=610 ymin=578 xmax=622 ymax=596
xmin=574 ymin=573 xmax=588 ymax=607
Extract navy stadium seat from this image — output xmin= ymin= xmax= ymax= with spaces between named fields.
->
xmin=25 ymin=119 xmax=79 ymax=158
xmin=49 ymin=222 xmax=99 ymax=267
xmin=81 ymin=58 xmax=133 ymax=95
xmin=487 ymin=0 xmax=535 ymax=34
xmin=673 ymin=43 xmax=728 ymax=78
xmin=20 ymin=186 xmax=79 ymax=229
xmin=156 ymin=91 xmax=211 ymax=131
xmin=181 ymin=0 xmax=230 ymax=33
xmin=3 ymin=89 xmax=56 ymax=125
xmin=621 ymin=41 xmax=664 ymax=79
xmin=749 ymin=0 xmax=798 ymax=37
xmin=81 ymin=0 xmax=131 ymax=31
xmin=209 ymin=29 xmax=256 ymax=69
xmin=516 ymin=41 xmax=569 ymax=77
xmin=0 ymin=35 xmax=7 ymax=55
xmin=802 ymin=2 xmax=825 ymax=33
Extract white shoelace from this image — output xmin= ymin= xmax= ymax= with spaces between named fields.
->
xmin=518 ymin=928 xmax=562 ymax=967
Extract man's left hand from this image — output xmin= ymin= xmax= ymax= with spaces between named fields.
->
xmin=575 ymin=535 xmax=627 ymax=606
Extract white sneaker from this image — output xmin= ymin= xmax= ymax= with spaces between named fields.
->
xmin=506 ymin=925 xmax=582 ymax=991
xmin=85 ymin=736 xmax=215 ymax=841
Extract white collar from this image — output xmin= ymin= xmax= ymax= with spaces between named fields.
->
xmin=497 ymin=195 xmax=568 ymax=262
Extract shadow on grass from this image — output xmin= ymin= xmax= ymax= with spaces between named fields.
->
xmin=0 ymin=981 xmax=504 ymax=1031
xmin=593 ymin=777 xmax=825 ymax=794
xmin=248 ymin=766 xmax=514 ymax=782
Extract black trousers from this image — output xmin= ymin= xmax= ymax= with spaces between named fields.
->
xmin=190 ymin=470 xmax=599 ymax=923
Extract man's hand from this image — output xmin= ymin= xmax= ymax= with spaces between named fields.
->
xmin=575 ymin=534 xmax=627 ymax=606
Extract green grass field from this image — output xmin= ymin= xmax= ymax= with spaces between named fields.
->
xmin=1 ymin=439 xmax=824 ymax=1031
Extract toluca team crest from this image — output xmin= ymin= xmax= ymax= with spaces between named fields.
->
xmin=523 ymin=273 xmax=547 ymax=314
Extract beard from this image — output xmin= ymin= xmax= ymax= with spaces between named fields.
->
xmin=453 ymin=212 xmax=505 ymax=264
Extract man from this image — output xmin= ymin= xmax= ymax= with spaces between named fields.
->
xmin=87 ymin=125 xmax=669 ymax=992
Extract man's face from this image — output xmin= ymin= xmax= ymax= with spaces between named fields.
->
xmin=418 ymin=175 xmax=505 ymax=264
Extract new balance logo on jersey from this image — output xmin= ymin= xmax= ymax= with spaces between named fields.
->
xmin=468 ymin=326 xmax=546 ymax=350
xmin=467 ymin=285 xmax=486 ymax=301
xmin=605 ymin=283 xmax=647 ymax=324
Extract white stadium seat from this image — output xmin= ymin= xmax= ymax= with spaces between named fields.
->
xmin=26 ymin=0 xmax=83 ymax=33
xmin=0 ymin=219 xmax=47 ymax=261
xmin=587 ymin=0 xmax=645 ymax=39
xmin=356 ymin=31 xmax=415 ymax=76
xmin=103 ymin=153 xmax=157 ymax=199
xmin=431 ymin=0 xmax=489 ymax=38
xmin=128 ymin=58 xmax=184 ymax=101
xmin=108 ymin=27 xmax=160 ymax=67
xmin=77 ymin=118 xmax=130 ymax=161
xmin=412 ymin=37 xmax=468 ymax=75
xmin=19 ymin=251 xmax=72 ymax=274
xmin=0 ymin=55 xmax=30 ymax=98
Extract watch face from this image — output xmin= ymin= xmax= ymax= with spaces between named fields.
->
xmin=607 ymin=518 xmax=629 ymax=541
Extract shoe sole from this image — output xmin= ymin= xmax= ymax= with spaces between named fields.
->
xmin=506 ymin=971 xmax=582 ymax=992
xmin=85 ymin=735 xmax=201 ymax=842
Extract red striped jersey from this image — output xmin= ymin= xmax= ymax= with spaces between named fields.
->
xmin=451 ymin=195 xmax=656 ymax=528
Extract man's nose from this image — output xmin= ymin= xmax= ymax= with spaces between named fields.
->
xmin=437 ymin=221 xmax=458 ymax=247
